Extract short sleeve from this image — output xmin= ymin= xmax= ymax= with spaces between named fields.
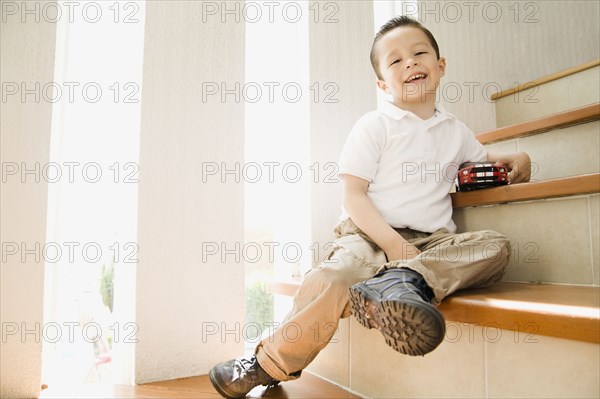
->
xmin=337 ymin=112 xmax=386 ymax=182
xmin=460 ymin=124 xmax=487 ymax=164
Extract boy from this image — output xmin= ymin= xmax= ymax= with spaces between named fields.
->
xmin=209 ymin=16 xmax=531 ymax=398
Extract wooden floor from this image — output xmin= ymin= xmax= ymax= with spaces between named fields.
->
xmin=40 ymin=372 xmax=362 ymax=399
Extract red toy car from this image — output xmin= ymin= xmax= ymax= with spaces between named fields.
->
xmin=456 ymin=162 xmax=508 ymax=192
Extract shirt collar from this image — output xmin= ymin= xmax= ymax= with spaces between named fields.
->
xmin=378 ymin=100 xmax=454 ymax=122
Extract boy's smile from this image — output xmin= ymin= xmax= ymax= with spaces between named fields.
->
xmin=374 ymin=26 xmax=446 ymax=116
xmin=405 ymin=73 xmax=427 ymax=83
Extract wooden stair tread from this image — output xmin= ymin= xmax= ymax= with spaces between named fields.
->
xmin=439 ymin=282 xmax=600 ymax=343
xmin=40 ymin=372 xmax=361 ymax=398
xmin=268 ymin=280 xmax=599 ymax=343
xmin=476 ymin=102 xmax=600 ymax=144
xmin=451 ymin=173 xmax=600 ymax=209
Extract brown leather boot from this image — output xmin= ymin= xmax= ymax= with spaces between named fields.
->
xmin=209 ymin=355 xmax=279 ymax=398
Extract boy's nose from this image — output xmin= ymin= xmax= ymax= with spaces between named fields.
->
xmin=404 ymin=59 xmax=419 ymax=68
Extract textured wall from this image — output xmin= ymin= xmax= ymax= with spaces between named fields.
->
xmin=135 ymin=1 xmax=246 ymax=383
xmin=0 ymin=2 xmax=56 ymax=396
xmin=414 ymin=0 xmax=600 ymax=132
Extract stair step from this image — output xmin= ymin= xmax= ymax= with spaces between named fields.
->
xmin=268 ymin=279 xmax=600 ymax=343
xmin=494 ymin=61 xmax=599 ymax=127
xmin=491 ymin=59 xmax=600 ymax=101
xmin=452 ymin=173 xmax=598 ymax=286
xmin=454 ymin=193 xmax=599 ymax=285
xmin=489 ymin=121 xmax=599 ymax=181
xmin=451 ymin=173 xmax=600 ymax=208
xmin=438 ymin=282 xmax=600 ymax=343
xmin=347 ymin=296 xmax=599 ymax=399
xmin=477 ymin=102 xmax=599 ymax=144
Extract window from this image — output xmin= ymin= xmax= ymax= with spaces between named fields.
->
xmin=244 ymin=0 xmax=310 ymax=351
xmin=42 ymin=0 xmax=145 ymax=386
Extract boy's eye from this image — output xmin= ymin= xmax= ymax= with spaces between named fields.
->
xmin=390 ymin=59 xmax=401 ymax=66
xmin=415 ymin=51 xmax=427 ymax=55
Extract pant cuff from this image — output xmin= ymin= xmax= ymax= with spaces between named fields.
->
xmin=255 ymin=343 xmax=301 ymax=382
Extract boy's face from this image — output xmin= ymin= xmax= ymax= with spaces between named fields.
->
xmin=375 ymin=26 xmax=446 ymax=106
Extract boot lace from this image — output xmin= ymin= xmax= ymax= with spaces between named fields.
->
xmin=234 ymin=356 xmax=279 ymax=387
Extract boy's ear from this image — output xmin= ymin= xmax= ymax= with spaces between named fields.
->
xmin=438 ymin=57 xmax=447 ymax=77
xmin=376 ymin=79 xmax=390 ymax=93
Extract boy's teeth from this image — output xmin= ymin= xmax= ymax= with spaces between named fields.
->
xmin=407 ymin=74 xmax=425 ymax=82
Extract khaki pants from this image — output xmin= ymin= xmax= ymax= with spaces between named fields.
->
xmin=255 ymin=218 xmax=510 ymax=381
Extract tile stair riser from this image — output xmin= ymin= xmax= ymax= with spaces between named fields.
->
xmin=453 ymin=194 xmax=598 ymax=285
xmin=309 ymin=320 xmax=600 ymax=398
xmin=495 ymin=65 xmax=600 ymax=127
xmin=483 ymin=121 xmax=600 ymax=181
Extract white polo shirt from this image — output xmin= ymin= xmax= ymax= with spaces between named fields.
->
xmin=338 ymin=101 xmax=487 ymax=233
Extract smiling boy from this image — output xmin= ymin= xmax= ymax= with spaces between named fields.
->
xmin=373 ymin=20 xmax=445 ymax=119
xmin=209 ymin=16 xmax=531 ymax=398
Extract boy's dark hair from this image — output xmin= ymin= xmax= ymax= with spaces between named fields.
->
xmin=370 ymin=16 xmax=440 ymax=80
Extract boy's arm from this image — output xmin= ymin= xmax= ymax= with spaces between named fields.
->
xmin=341 ymin=174 xmax=420 ymax=261
xmin=487 ymin=151 xmax=532 ymax=183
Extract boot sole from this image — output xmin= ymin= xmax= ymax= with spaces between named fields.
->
xmin=349 ymin=283 xmax=446 ymax=356
xmin=209 ymin=367 xmax=244 ymax=399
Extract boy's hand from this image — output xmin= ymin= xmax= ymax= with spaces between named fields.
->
xmin=487 ymin=151 xmax=532 ymax=184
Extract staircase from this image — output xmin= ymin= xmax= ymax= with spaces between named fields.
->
xmin=270 ymin=60 xmax=600 ymax=398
